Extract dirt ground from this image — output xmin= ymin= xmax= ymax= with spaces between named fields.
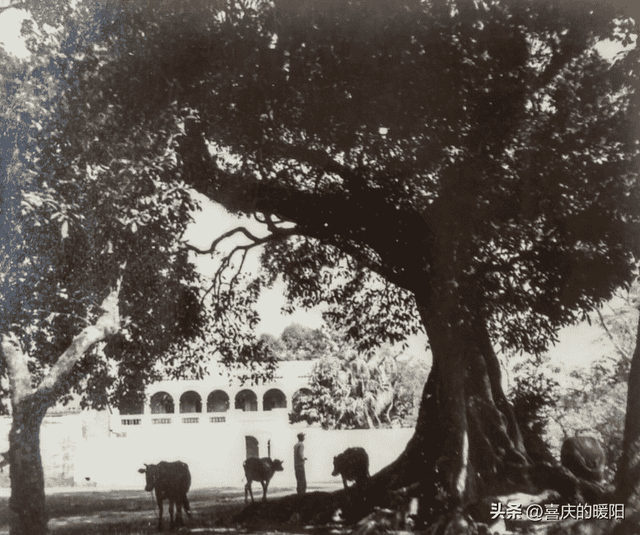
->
xmin=0 ymin=485 xmax=346 ymax=535
xmin=0 ymin=486 xmax=616 ymax=535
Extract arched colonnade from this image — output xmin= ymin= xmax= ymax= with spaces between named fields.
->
xmin=118 ymin=385 xmax=313 ymax=427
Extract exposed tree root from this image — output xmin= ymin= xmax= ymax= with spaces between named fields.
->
xmin=232 ymin=491 xmax=346 ymax=526
xmin=233 ymin=337 xmax=613 ymax=533
xmin=232 ymin=459 xmax=614 ymax=533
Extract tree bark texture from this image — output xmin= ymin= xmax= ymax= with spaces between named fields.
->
xmin=0 ymin=283 xmax=122 ymax=535
xmin=368 ymin=301 xmax=533 ymax=524
xmin=9 ymin=398 xmax=49 ymax=535
xmin=615 ymin=308 xmax=640 ymax=514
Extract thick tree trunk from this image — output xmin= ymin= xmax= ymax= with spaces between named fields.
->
xmin=614 ymin=307 xmax=640 ymax=526
xmin=0 ymin=282 xmax=123 ymax=535
xmin=422 ymin=304 xmax=529 ymax=495
xmin=370 ymin=302 xmax=532 ymax=525
xmin=9 ymin=396 xmax=50 ymax=535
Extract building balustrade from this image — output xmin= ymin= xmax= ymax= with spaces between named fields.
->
xmin=113 ymin=377 xmax=311 ymax=432
xmin=118 ymin=407 xmax=288 ymax=430
xmin=182 ymin=417 xmax=199 ymax=424
xmin=121 ymin=418 xmax=141 ymax=426
xmin=151 ymin=417 xmax=172 ymax=425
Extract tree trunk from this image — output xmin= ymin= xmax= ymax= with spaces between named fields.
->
xmin=370 ymin=301 xmax=533 ymax=524
xmin=614 ymin=306 xmax=640 ymax=524
xmin=9 ymin=396 xmax=50 ymax=535
xmin=424 ymin=303 xmax=529 ymax=494
xmin=0 ymin=282 xmax=122 ymax=535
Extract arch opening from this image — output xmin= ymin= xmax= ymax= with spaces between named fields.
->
xmin=150 ymin=392 xmax=175 ymax=414
xmin=235 ymin=390 xmax=258 ymax=412
xmin=180 ymin=391 xmax=202 ymax=413
xmin=207 ymin=390 xmax=230 ymax=412
xmin=263 ymin=388 xmax=287 ymax=411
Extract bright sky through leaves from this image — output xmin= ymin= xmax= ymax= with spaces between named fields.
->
xmin=0 ymin=7 xmax=29 ymax=58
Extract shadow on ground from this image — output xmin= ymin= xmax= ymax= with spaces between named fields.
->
xmin=0 ymin=487 xmax=353 ymax=535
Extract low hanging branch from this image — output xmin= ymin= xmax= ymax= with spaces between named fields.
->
xmin=187 ymin=224 xmax=298 ymax=302
xmin=1 ymin=271 xmax=125 ymax=408
xmin=186 ymin=226 xmax=270 ymax=256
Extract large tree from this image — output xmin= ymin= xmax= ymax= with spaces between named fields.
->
xmin=0 ymin=6 xmax=207 ymax=534
xmin=96 ymin=0 xmax=639 ymax=512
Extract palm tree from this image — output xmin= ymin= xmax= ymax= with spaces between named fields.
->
xmin=292 ymin=346 xmax=411 ymax=429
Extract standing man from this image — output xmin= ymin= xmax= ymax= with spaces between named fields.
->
xmin=293 ymin=432 xmax=307 ymax=494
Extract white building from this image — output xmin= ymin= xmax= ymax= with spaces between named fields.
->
xmin=111 ymin=360 xmax=314 ymax=453
xmin=0 ymin=360 xmax=414 ymax=491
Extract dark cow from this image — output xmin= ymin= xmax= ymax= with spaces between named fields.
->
xmin=332 ymin=447 xmax=370 ymax=489
xmin=243 ymin=457 xmax=284 ymax=503
xmin=561 ymin=436 xmax=605 ymax=482
xmin=138 ymin=461 xmax=191 ymax=531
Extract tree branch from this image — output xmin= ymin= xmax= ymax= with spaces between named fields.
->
xmin=0 ymin=1 xmax=26 ymax=13
xmin=201 ymin=238 xmax=272 ymax=304
xmin=1 ymin=334 xmax=33 ymax=407
xmin=184 ymin=143 xmax=435 ymax=302
xmin=263 ymin=142 xmax=357 ymax=186
xmin=596 ymin=307 xmax=630 ymax=361
xmin=36 ymin=273 xmax=124 ymax=396
xmin=256 ymin=212 xmax=293 ymax=234
xmin=185 ymin=225 xmax=297 ymax=255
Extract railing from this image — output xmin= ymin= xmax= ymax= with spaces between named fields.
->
xmin=152 ymin=417 xmax=172 ymax=425
xmin=121 ymin=418 xmax=142 ymax=426
xmin=182 ymin=417 xmax=199 ymax=424
xmin=116 ymin=409 xmax=288 ymax=429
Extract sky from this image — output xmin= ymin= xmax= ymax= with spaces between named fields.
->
xmin=183 ymin=194 xmax=326 ymax=337
xmin=0 ymin=7 xmax=29 ymax=58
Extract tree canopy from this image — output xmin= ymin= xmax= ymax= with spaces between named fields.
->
xmin=291 ymin=345 xmax=426 ymax=429
xmin=1 ymin=0 xmax=639 ymax=531
xmin=68 ymin=0 xmax=639 ymax=512
xmin=0 ymin=7 xmax=207 ymax=532
xmin=88 ymin=0 xmax=639 ymax=353
xmin=0 ymin=15 xmax=202 ymax=410
xmin=259 ymin=322 xmax=331 ymax=360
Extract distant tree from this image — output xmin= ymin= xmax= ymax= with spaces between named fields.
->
xmin=393 ymin=355 xmax=431 ymax=428
xmin=278 ymin=323 xmax=331 ymax=361
xmin=257 ymin=324 xmax=329 ymax=361
xmin=290 ymin=345 xmax=422 ymax=429
xmin=258 ymin=333 xmax=285 ymax=355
